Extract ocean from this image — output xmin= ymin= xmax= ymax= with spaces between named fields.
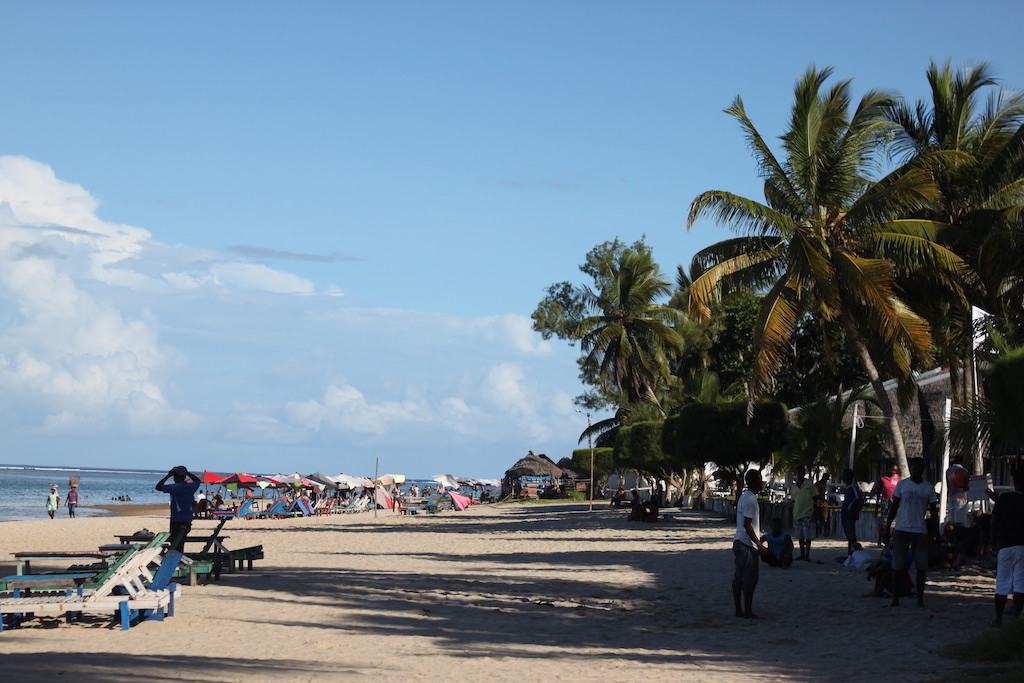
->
xmin=0 ymin=464 xmax=170 ymax=522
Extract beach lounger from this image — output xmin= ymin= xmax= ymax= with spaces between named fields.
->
xmin=212 ymin=498 xmax=255 ymax=520
xmin=400 ymin=495 xmax=438 ymax=515
xmin=3 ymin=533 xmax=172 ymax=591
xmin=285 ymin=498 xmax=315 ymax=516
xmin=0 ymin=545 xmax=182 ymax=631
xmin=313 ymin=497 xmax=336 ymax=515
xmin=255 ymin=498 xmax=291 ymax=519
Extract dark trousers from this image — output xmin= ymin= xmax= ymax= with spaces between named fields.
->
xmin=842 ymin=518 xmax=857 ymax=548
xmin=732 ymin=540 xmax=759 ymax=592
xmin=169 ymin=521 xmax=192 ymax=551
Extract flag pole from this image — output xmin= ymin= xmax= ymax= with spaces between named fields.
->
xmin=373 ymin=457 xmax=379 ymax=519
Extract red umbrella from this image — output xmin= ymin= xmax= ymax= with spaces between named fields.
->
xmin=219 ymin=473 xmax=261 ymax=488
xmin=203 ymin=471 xmax=226 ymax=484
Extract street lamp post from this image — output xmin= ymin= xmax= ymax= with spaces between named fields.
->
xmin=577 ymin=409 xmax=595 ymax=512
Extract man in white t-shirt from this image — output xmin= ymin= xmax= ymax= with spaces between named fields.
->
xmin=732 ymin=469 xmax=769 ymax=618
xmin=886 ymin=458 xmax=938 ymax=607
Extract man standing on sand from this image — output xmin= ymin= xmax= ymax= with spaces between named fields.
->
xmin=733 ymin=469 xmax=769 ymax=618
xmin=991 ymin=466 xmax=1024 ymax=626
xmin=790 ymin=465 xmax=818 ymax=561
xmin=886 ymin=458 xmax=938 ymax=608
xmin=156 ymin=465 xmax=202 ymax=551
xmin=840 ymin=468 xmax=864 ymax=556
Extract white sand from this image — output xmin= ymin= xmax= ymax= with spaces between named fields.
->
xmin=0 ymin=503 xmax=994 ymax=681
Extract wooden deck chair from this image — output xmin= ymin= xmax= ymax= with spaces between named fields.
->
xmin=0 ymin=545 xmax=182 ymax=631
xmin=0 ymin=533 xmax=171 ymax=593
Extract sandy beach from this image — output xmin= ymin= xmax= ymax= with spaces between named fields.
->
xmin=0 ymin=503 xmax=996 ymax=682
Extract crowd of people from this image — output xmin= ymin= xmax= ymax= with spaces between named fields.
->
xmin=614 ymin=460 xmax=1023 ymax=626
xmin=724 ymin=460 xmax=1024 ymax=625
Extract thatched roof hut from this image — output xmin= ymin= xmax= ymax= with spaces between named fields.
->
xmin=504 ymin=451 xmax=565 ymax=480
xmin=502 ymin=451 xmax=567 ymax=496
xmin=555 ymin=457 xmax=583 ymax=479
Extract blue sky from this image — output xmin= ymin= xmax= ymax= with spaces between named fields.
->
xmin=0 ymin=2 xmax=1020 ymax=477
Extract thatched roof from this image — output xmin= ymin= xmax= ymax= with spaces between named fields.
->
xmin=555 ymin=457 xmax=583 ymax=479
xmin=503 ymin=451 xmax=566 ymax=481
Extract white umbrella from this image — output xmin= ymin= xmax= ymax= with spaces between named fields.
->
xmin=432 ymin=474 xmax=460 ymax=489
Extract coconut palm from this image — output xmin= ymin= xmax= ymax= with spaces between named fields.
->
xmin=888 ymin=61 xmax=1024 ymax=471
xmin=575 ymin=249 xmax=686 ymax=408
xmin=686 ymin=66 xmax=964 ymax=476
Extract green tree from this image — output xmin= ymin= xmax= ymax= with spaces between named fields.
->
xmin=687 ymin=66 xmax=963 ymax=476
xmin=888 ymin=60 xmax=1024 ymax=472
xmin=576 ymin=249 xmax=686 ymax=408
xmin=672 ymin=402 xmax=788 ymax=496
xmin=531 ymin=237 xmax=653 ymax=344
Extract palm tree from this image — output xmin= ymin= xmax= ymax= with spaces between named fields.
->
xmin=575 ymin=249 xmax=686 ymax=409
xmin=687 ymin=66 xmax=964 ymax=476
xmin=888 ymin=61 xmax=1024 ymax=472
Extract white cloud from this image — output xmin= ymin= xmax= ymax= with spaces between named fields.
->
xmin=210 ymin=262 xmax=316 ymax=295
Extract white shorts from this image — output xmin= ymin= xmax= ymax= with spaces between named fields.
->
xmin=948 ymin=495 xmax=968 ymax=524
xmin=996 ymin=545 xmax=1024 ymax=595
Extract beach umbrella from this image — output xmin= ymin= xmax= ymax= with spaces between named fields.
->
xmin=268 ymin=473 xmax=303 ymax=486
xmin=306 ymin=472 xmax=339 ymax=489
xmin=219 ymin=473 xmax=261 ymax=488
xmin=374 ymin=474 xmax=406 ymax=486
xmin=202 ymin=471 xmax=226 ymax=484
xmin=335 ymin=473 xmax=373 ymax=488
xmin=432 ymin=474 xmax=460 ymax=489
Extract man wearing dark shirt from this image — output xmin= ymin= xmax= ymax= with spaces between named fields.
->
xmin=155 ymin=465 xmax=202 ymax=551
xmin=992 ymin=467 xmax=1024 ymax=626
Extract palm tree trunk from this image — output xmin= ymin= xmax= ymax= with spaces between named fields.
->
xmin=960 ymin=304 xmax=984 ymax=475
xmin=839 ymin=308 xmax=911 ymax=477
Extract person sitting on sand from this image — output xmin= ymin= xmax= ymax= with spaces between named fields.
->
xmin=611 ymin=487 xmax=627 ymax=508
xmin=628 ymin=495 xmax=647 ymax=522
xmin=194 ymin=497 xmax=212 ymax=519
xmin=760 ymin=517 xmax=793 ymax=567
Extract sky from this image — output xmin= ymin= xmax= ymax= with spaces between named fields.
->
xmin=0 ymin=1 xmax=1021 ymax=478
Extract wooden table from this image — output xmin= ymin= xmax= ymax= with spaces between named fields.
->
xmin=12 ymin=551 xmax=117 ymax=576
xmin=0 ymin=572 xmax=92 ymax=592
xmin=182 ymin=535 xmax=230 ymax=554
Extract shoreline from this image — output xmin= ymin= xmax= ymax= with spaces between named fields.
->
xmin=80 ymin=503 xmax=167 ymax=518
